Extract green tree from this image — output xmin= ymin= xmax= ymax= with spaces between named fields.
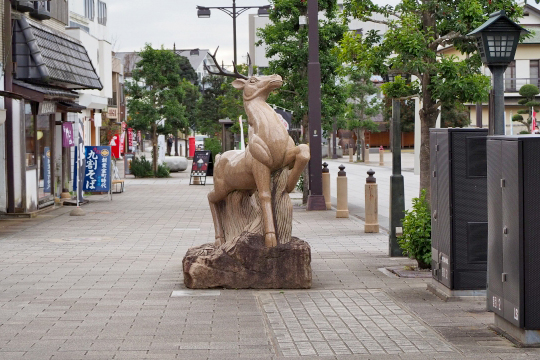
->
xmin=512 ymin=84 xmax=540 ymax=133
xmin=196 ymin=75 xmax=226 ymax=136
xmin=342 ymin=68 xmax=381 ymax=161
xmin=441 ymin=102 xmax=471 ymax=128
xmin=126 ymin=44 xmax=189 ymax=174
xmin=339 ymin=0 xmax=522 ymax=201
xmin=257 ymin=0 xmax=348 ymax=140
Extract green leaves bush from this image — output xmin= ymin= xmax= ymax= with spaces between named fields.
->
xmin=156 ymin=164 xmax=170 ymax=178
xmin=398 ymin=189 xmax=431 ymax=269
xmin=130 ymin=156 xmax=153 ymax=178
xmin=203 ymin=137 xmax=222 ymax=163
xmin=130 ymin=155 xmax=170 ymax=178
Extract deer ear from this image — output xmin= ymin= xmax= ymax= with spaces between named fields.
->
xmin=232 ymin=79 xmax=246 ymax=89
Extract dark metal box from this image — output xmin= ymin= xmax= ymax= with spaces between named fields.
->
xmin=430 ymin=128 xmax=488 ymax=290
xmin=487 ymin=135 xmax=540 ymax=329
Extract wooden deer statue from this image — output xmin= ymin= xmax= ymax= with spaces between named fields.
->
xmin=205 ymin=50 xmax=310 ymax=248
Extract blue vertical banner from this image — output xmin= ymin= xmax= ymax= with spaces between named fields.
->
xmin=83 ymin=146 xmax=111 ymax=192
xmin=43 ymin=146 xmax=51 ymax=193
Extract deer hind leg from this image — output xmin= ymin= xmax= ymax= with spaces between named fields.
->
xmin=284 ymin=143 xmax=311 ymax=193
xmin=252 ymin=160 xmax=277 ymax=247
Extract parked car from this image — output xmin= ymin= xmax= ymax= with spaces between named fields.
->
xmin=195 ymin=135 xmax=208 ymax=149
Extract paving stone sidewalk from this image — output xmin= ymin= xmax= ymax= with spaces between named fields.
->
xmin=0 ymin=170 xmax=538 ymax=359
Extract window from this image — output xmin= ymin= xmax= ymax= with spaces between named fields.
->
xmin=84 ymin=0 xmax=94 ymax=21
xmin=36 ymin=115 xmax=52 ymax=198
xmin=505 ymin=61 xmax=516 ymax=92
xmin=98 ymin=1 xmax=107 ymax=25
xmin=25 ymin=103 xmax=36 ymax=168
xmin=531 ymin=60 xmax=539 ymax=88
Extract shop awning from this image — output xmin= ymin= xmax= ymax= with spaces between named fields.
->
xmin=13 ymin=16 xmax=103 ymax=90
xmin=13 ymin=80 xmax=79 ymax=102
xmin=57 ymin=101 xmax=86 ymax=113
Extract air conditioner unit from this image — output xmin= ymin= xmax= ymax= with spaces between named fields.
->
xmin=30 ymin=0 xmax=51 ymax=20
xmin=14 ymin=0 xmax=34 ymax=12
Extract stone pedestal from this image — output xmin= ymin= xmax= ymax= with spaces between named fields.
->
xmin=364 ymin=181 xmax=379 ymax=233
xmin=183 ymin=234 xmax=311 ymax=289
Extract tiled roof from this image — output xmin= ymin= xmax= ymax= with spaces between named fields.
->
xmin=13 ymin=16 xmax=102 ymax=90
xmin=13 ymin=79 xmax=79 ymax=99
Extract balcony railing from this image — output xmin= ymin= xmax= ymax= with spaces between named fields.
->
xmin=504 ymin=78 xmax=540 ymax=93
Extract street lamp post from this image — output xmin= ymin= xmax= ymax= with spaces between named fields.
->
xmin=468 ymin=10 xmax=528 ymax=135
xmin=197 ymin=2 xmax=270 ymax=67
xmin=306 ymin=0 xmax=326 ymax=211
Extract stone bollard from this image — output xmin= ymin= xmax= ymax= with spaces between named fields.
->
xmin=336 ymin=164 xmax=349 ymax=218
xmin=349 ymin=149 xmax=354 ymax=163
xmin=379 ymin=146 xmax=384 ymax=166
xmin=322 ymin=162 xmax=331 ymax=210
xmin=365 ymin=145 xmax=370 ymax=164
xmin=364 ymin=169 xmax=379 ymax=233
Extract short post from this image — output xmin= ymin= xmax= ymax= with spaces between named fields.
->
xmin=322 ymin=162 xmax=331 ymax=210
xmin=365 ymin=144 xmax=370 ymax=164
xmin=379 ymin=146 xmax=384 ymax=166
xmin=336 ymin=164 xmax=349 ymax=218
xmin=364 ymin=169 xmax=379 ymax=233
xmin=349 ymin=148 xmax=354 ymax=163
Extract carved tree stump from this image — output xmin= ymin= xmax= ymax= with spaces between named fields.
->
xmin=182 ymin=167 xmax=312 ymax=289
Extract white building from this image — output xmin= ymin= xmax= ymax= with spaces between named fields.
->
xmin=66 ymin=0 xmax=112 ymax=146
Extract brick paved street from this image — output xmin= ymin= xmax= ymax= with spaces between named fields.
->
xmin=1 ymin=169 xmax=539 ymax=359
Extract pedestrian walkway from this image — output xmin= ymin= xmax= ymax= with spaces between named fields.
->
xmin=0 ymin=170 xmax=537 ymax=359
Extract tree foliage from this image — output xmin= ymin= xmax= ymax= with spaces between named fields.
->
xmin=441 ymin=102 xmax=471 ymax=128
xmin=339 ymin=0 xmax=523 ymax=201
xmin=513 ymin=84 xmax=540 ymax=133
xmin=257 ymin=0 xmax=348 ymax=139
xmin=342 ymin=68 xmax=381 ymax=160
xmin=126 ymin=44 xmax=196 ymax=174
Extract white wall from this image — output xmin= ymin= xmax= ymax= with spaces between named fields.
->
xmin=0 ymin=70 xmax=5 ymax=212
xmin=13 ymin=100 xmax=22 ymax=209
xmin=99 ymin=39 xmax=113 ymax=98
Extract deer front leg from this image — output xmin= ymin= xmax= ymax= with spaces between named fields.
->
xmin=284 ymin=143 xmax=310 ymax=193
xmin=252 ymin=161 xmax=277 ymax=247
xmin=208 ymin=190 xmax=225 ymax=246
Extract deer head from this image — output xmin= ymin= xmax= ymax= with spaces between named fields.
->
xmin=232 ymin=75 xmax=283 ymax=101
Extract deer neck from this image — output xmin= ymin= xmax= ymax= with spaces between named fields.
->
xmin=244 ymin=97 xmax=272 ymax=125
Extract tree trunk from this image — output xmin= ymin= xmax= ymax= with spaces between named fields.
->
xmin=174 ymin=134 xmax=179 ymax=156
xmin=420 ymin=9 xmax=439 ymax=204
xmin=419 ymin=85 xmax=439 ymax=203
xmin=152 ymin=123 xmax=158 ymax=175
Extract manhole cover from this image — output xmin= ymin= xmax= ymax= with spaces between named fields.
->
xmin=171 ymin=290 xmax=221 ymax=297
xmin=49 ymin=236 xmax=116 ymax=243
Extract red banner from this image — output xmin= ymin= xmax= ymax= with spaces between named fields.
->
xmin=128 ymin=128 xmax=134 ymax=152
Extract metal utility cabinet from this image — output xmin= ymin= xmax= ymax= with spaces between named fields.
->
xmin=487 ymin=136 xmax=540 ymax=330
xmin=430 ymin=128 xmax=488 ymax=292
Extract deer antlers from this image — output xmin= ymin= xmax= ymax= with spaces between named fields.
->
xmin=204 ymin=47 xmax=249 ymax=80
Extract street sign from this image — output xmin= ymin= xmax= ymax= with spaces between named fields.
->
xmin=83 ymin=146 xmax=111 ymax=192
xmin=190 ymin=150 xmax=212 ymax=185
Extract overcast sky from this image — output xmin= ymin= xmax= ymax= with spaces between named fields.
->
xmin=108 ymin=0 xmax=537 ymax=64
xmin=108 ymin=0 xmax=400 ymax=64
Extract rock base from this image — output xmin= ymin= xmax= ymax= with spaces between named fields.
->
xmin=183 ymin=233 xmax=311 ymax=289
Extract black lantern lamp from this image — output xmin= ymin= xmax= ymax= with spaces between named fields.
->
xmin=197 ymin=6 xmax=211 ymax=18
xmin=258 ymin=5 xmax=270 ymax=17
xmin=468 ymin=10 xmax=529 ymax=135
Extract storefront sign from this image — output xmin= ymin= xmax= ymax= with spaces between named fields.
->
xmin=73 ymin=117 xmax=85 ymax=202
xmin=128 ymin=128 xmax=134 ymax=152
xmin=120 ymin=122 xmax=126 ymax=154
xmin=110 ymin=134 xmax=120 ymax=159
xmin=107 ymin=107 xmax=118 ymax=119
xmin=43 ymin=147 xmax=51 ymax=193
xmin=83 ymin=146 xmax=111 ymax=192
xmin=38 ymin=101 xmax=56 ymax=115
xmin=62 ymin=122 xmax=74 ymax=147
xmin=124 ymin=153 xmax=135 ymax=175
xmin=274 ymin=107 xmax=294 ymax=131
xmin=190 ymin=150 xmax=213 ymax=185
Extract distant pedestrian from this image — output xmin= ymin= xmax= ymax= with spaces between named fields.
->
xmin=167 ymin=134 xmax=174 ymax=155
xmin=534 ymin=126 xmax=540 ymax=134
